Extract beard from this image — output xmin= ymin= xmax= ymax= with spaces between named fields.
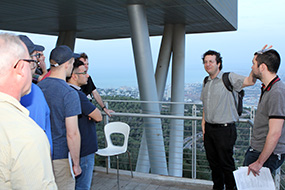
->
xmin=252 ymin=72 xmax=262 ymax=80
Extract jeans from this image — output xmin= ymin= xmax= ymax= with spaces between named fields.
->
xmin=75 ymin=153 xmax=95 ymax=190
xmin=243 ymin=147 xmax=285 ymax=173
xmin=204 ymin=122 xmax=237 ymax=190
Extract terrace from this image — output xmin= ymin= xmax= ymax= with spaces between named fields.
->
xmin=92 ymin=100 xmax=285 ymax=190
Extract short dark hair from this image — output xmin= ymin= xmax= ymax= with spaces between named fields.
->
xmin=202 ymin=50 xmax=223 ymax=70
xmin=79 ymin=52 xmax=88 ymax=60
xmin=66 ymin=59 xmax=85 ymax=81
xmin=254 ymin=49 xmax=281 ymax=73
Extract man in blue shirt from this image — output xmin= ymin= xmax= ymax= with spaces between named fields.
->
xmin=67 ymin=59 xmax=102 ymax=190
xmin=19 ymin=35 xmax=53 ymax=155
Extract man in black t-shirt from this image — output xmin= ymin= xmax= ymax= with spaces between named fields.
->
xmin=79 ymin=53 xmax=114 ymax=117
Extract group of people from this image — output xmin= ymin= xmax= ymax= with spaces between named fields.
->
xmin=0 ymin=33 xmax=113 ymax=190
xmin=0 ymin=32 xmax=284 ymax=190
xmin=201 ymin=47 xmax=285 ymax=190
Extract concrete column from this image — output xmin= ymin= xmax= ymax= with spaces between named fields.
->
xmin=56 ymin=31 xmax=76 ymax=51
xmin=155 ymin=24 xmax=174 ymax=101
xmin=168 ymin=24 xmax=185 ymax=177
xmin=127 ymin=4 xmax=168 ymax=175
xmin=136 ymin=24 xmax=174 ymax=173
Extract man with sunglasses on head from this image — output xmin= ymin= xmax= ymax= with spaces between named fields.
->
xmin=78 ymin=53 xmax=114 ymax=117
xmin=0 ymin=33 xmax=57 ymax=189
xmin=19 ymin=35 xmax=53 ymax=156
xmin=38 ymin=45 xmax=82 ymax=190
xmin=243 ymin=48 xmax=285 ymax=177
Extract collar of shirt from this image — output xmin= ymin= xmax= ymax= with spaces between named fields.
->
xmin=0 ymin=92 xmax=29 ymax=116
xmin=207 ymin=71 xmax=223 ymax=82
xmin=260 ymin=75 xmax=280 ymax=101
xmin=68 ymin=83 xmax=81 ymax=91
xmin=261 ymin=75 xmax=280 ymax=92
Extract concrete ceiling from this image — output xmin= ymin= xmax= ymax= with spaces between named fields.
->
xmin=0 ymin=0 xmax=237 ymax=40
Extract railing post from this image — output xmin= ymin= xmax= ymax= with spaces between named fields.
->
xmin=192 ymin=104 xmax=197 ymax=179
xmin=104 ymin=102 xmax=111 ymax=170
xmin=250 ymin=106 xmax=255 ymax=144
xmin=275 ymin=167 xmax=281 ymax=190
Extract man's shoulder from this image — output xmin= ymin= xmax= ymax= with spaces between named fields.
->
xmin=228 ymin=72 xmax=246 ymax=79
xmin=78 ymin=90 xmax=95 ymax=107
xmin=270 ymin=81 xmax=285 ymax=94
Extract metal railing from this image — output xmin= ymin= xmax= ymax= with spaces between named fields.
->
xmin=94 ymin=100 xmax=285 ymax=190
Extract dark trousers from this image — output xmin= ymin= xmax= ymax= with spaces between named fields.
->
xmin=243 ymin=147 xmax=285 ymax=173
xmin=204 ymin=122 xmax=237 ymax=190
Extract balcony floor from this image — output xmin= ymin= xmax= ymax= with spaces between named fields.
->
xmin=91 ymin=166 xmax=213 ymax=190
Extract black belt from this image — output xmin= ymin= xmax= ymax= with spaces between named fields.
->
xmin=206 ymin=122 xmax=235 ymax=127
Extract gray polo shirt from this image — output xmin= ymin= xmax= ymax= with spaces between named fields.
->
xmin=200 ymin=71 xmax=245 ymax=124
xmin=251 ymin=79 xmax=285 ymax=154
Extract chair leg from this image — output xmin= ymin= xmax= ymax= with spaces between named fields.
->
xmin=106 ymin=157 xmax=108 ymax=174
xmin=116 ymin=155 xmax=120 ymax=190
xmin=127 ymin=151 xmax=133 ymax=178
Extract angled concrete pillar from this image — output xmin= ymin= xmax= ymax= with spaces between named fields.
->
xmin=136 ymin=24 xmax=174 ymax=173
xmin=155 ymin=24 xmax=174 ymax=101
xmin=127 ymin=4 xmax=168 ymax=175
xmin=56 ymin=31 xmax=76 ymax=51
xmin=168 ymin=24 xmax=185 ymax=177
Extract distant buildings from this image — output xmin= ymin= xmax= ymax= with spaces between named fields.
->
xmin=97 ymin=82 xmax=262 ymax=106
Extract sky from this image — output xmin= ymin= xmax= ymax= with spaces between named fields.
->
xmin=1 ymin=0 xmax=284 ymax=88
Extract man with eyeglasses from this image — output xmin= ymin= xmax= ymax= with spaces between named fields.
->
xmin=32 ymin=47 xmax=48 ymax=83
xmin=38 ymin=45 xmax=82 ymax=190
xmin=201 ymin=50 xmax=256 ymax=190
xmin=0 ymin=33 xmax=57 ymax=189
xmin=67 ymin=59 xmax=102 ymax=190
xmin=19 ymin=35 xmax=53 ymax=156
xmin=243 ymin=48 xmax=285 ymax=177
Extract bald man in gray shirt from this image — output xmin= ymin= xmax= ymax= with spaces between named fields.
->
xmin=200 ymin=50 xmax=256 ymax=190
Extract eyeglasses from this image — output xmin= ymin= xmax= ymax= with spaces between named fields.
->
xmin=14 ymin=59 xmax=38 ymax=70
xmin=31 ymin=53 xmax=43 ymax=59
xmin=75 ymin=71 xmax=87 ymax=75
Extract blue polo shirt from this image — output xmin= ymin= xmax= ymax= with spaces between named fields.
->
xmin=20 ymin=83 xmax=53 ymax=155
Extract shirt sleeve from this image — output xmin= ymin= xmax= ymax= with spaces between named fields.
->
xmin=64 ymin=89 xmax=81 ymax=117
xmin=268 ymin=88 xmax=285 ymax=119
xmin=229 ymin=72 xmax=246 ymax=92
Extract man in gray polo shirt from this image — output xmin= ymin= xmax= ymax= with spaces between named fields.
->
xmin=243 ymin=49 xmax=285 ymax=176
xmin=200 ymin=50 xmax=256 ymax=190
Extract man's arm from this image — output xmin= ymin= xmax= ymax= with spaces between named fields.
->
xmin=242 ymin=70 xmax=256 ymax=88
xmin=65 ymin=115 xmax=81 ymax=176
xmin=88 ymin=107 xmax=103 ymax=122
xmin=92 ymin=89 xmax=114 ymax=117
xmin=248 ymin=118 xmax=284 ymax=176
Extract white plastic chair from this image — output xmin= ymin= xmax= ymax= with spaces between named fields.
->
xmin=96 ymin=122 xmax=133 ymax=190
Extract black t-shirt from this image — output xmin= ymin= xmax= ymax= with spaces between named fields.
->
xmin=81 ymin=76 xmax=96 ymax=96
